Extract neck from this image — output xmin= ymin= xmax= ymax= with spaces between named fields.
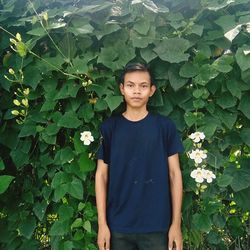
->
xmin=122 ymin=106 xmax=149 ymax=121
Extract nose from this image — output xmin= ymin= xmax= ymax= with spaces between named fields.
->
xmin=133 ymin=85 xmax=141 ymax=94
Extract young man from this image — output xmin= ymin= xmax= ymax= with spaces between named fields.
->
xmin=95 ymin=62 xmax=184 ymax=250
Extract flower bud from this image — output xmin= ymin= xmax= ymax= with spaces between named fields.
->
xmin=23 ymin=88 xmax=30 ymax=95
xmin=89 ymin=98 xmax=97 ymax=104
xmin=20 ymin=109 xmax=26 ymax=115
xmin=43 ymin=12 xmax=48 ymax=21
xmin=8 ymin=68 xmax=15 ymax=75
xmin=11 ymin=110 xmax=19 ymax=116
xmin=82 ymin=81 xmax=88 ymax=87
xmin=22 ymin=98 xmax=29 ymax=107
xmin=10 ymin=38 xmax=17 ymax=45
xmin=16 ymin=33 xmax=22 ymax=42
xmin=13 ymin=99 xmax=21 ymax=106
xmin=87 ymin=79 xmax=93 ymax=85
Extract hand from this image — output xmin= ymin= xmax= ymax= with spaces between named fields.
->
xmin=97 ymin=224 xmax=111 ymax=250
xmin=168 ymin=224 xmax=183 ymax=250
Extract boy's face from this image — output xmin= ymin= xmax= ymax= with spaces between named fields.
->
xmin=119 ymin=71 xmax=156 ymax=109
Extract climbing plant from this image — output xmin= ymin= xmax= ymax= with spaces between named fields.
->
xmin=0 ymin=0 xmax=250 ymax=249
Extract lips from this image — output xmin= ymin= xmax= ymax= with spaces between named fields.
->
xmin=131 ymin=97 xmax=142 ymax=101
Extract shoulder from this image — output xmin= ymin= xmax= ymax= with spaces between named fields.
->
xmin=153 ymin=113 xmax=176 ymax=129
xmin=100 ymin=114 xmax=119 ymax=131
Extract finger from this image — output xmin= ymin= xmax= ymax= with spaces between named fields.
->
xmin=168 ymin=238 xmax=173 ymax=250
xmin=176 ymin=240 xmax=183 ymax=250
xmin=97 ymin=239 xmax=105 ymax=250
xmin=105 ymin=238 xmax=110 ymax=250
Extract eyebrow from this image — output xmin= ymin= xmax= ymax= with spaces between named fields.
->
xmin=125 ymin=81 xmax=150 ymax=85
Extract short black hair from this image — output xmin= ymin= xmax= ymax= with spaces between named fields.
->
xmin=119 ymin=62 xmax=154 ymax=85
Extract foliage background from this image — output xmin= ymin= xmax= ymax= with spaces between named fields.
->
xmin=0 ymin=0 xmax=250 ymax=249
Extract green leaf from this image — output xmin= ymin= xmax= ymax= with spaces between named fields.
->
xmin=194 ymin=65 xmax=219 ymax=86
xmin=214 ymin=15 xmax=236 ymax=32
xmin=27 ymin=27 xmax=46 ymax=36
xmin=78 ymin=103 xmax=94 ymax=122
xmin=238 ymin=93 xmax=250 ymax=119
xmin=153 ymin=38 xmax=190 ymax=63
xmin=213 ymin=214 xmax=226 ymax=228
xmin=216 ymin=92 xmax=237 ymax=109
xmin=235 ymin=46 xmax=250 ymax=71
xmin=49 ymin=220 xmax=69 ymax=236
xmin=68 ymin=21 xmax=94 ymax=35
xmin=0 ymin=175 xmax=15 ymax=194
xmin=184 ymin=112 xmax=198 ymax=126
xmin=33 ymin=201 xmax=48 ymax=221
xmin=57 ymin=111 xmax=82 ymax=128
xmin=186 ymin=24 xmax=204 ymax=36
xmin=54 ymin=184 xmax=67 ymax=202
xmin=0 ymin=159 xmax=5 ymax=170
xmin=192 ymin=213 xmax=212 ymax=232
xmin=58 ymin=205 xmax=74 ymax=221
xmin=133 ymin=18 xmax=150 ymax=35
xmin=19 ymin=122 xmax=37 ymax=137
xmin=74 ymin=132 xmax=87 ymax=154
xmin=179 ymin=62 xmax=199 ymax=78
xmin=226 ymin=80 xmax=241 ymax=99
xmin=23 ymin=65 xmax=43 ymax=89
xmin=193 ymin=88 xmax=206 ymax=98
xmin=212 ymin=55 xmax=234 ymax=73
xmin=148 ymin=88 xmax=163 ymax=107
xmin=207 ymin=231 xmax=221 ymax=245
xmin=240 ymin=128 xmax=250 ymax=147
xmin=45 ymin=123 xmax=60 ymax=136
xmin=51 ymin=172 xmax=71 ymax=189
xmin=95 ymin=23 xmax=121 ymax=40
xmin=67 ymin=177 xmax=83 ymax=200
xmin=19 ymin=216 xmax=36 ymax=239
xmin=105 ymin=95 xmax=123 ymax=112
xmin=168 ymin=66 xmax=188 ymax=91
xmin=131 ymin=30 xmax=150 ymax=48
xmin=54 ymin=81 xmax=81 ymax=100
xmin=140 ymin=46 xmax=157 ymax=63
xmin=231 ymin=168 xmax=250 ymax=192
xmin=78 ymin=153 xmax=95 ymax=172
xmin=199 ymin=123 xmax=217 ymax=139
xmin=216 ymin=108 xmax=237 ymax=129
xmin=54 ymin=147 xmax=75 ymax=165
xmin=217 ymin=174 xmax=233 ymax=188
xmin=83 ymin=220 xmax=91 ymax=233
xmin=234 ymin=187 xmax=250 ymax=211
xmin=71 ymin=218 xmax=83 ymax=229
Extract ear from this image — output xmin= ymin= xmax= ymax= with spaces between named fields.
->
xmin=149 ymin=84 xmax=156 ymax=97
xmin=119 ymin=83 xmax=124 ymax=95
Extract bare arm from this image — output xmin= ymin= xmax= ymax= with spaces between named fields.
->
xmin=168 ymin=153 xmax=183 ymax=250
xmin=95 ymin=159 xmax=110 ymax=250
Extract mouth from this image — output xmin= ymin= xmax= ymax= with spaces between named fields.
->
xmin=131 ymin=97 xmax=142 ymax=101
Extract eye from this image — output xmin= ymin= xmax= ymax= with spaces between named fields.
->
xmin=142 ymin=85 xmax=148 ymax=88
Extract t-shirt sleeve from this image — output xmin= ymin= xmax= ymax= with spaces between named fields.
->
xmin=97 ymin=122 xmax=110 ymax=165
xmin=164 ymin=119 xmax=184 ymax=157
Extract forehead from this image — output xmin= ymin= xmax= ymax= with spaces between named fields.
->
xmin=124 ymin=71 xmax=151 ymax=83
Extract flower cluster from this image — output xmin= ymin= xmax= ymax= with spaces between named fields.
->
xmin=11 ymin=86 xmax=30 ymax=124
xmin=188 ymin=131 xmax=216 ymax=190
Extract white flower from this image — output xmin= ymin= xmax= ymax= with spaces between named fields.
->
xmin=203 ymin=169 xmax=216 ymax=183
xmin=80 ymin=131 xmax=94 ymax=145
xmin=189 ymin=149 xmax=207 ymax=164
xmin=189 ymin=132 xmax=205 ymax=143
xmin=190 ymin=168 xmax=207 ymax=183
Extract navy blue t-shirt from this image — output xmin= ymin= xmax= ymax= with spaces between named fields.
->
xmin=97 ymin=112 xmax=184 ymax=233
